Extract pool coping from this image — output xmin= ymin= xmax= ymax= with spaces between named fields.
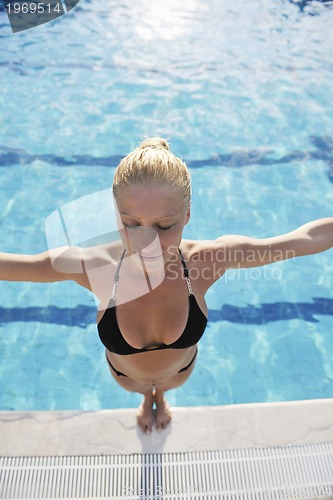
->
xmin=1 ymin=398 xmax=333 ymax=457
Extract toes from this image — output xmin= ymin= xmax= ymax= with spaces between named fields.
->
xmin=137 ymin=416 xmax=152 ymax=434
xmin=156 ymin=421 xmax=163 ymax=431
xmin=156 ymin=415 xmax=171 ymax=431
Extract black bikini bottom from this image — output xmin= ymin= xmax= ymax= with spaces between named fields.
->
xmin=106 ymin=347 xmax=198 ymax=378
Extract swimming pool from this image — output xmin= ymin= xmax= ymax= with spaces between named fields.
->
xmin=0 ymin=0 xmax=332 ymax=411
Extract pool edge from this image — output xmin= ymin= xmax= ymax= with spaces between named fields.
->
xmin=1 ymin=398 xmax=333 ymax=457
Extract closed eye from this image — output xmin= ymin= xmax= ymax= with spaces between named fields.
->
xmin=123 ymin=223 xmax=173 ymax=231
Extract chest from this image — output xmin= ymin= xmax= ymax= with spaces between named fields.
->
xmin=114 ymin=284 xmax=193 ymax=348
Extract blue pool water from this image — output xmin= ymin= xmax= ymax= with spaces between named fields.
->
xmin=0 ymin=0 xmax=332 ymax=411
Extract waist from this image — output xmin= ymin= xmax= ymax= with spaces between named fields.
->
xmin=106 ymin=346 xmax=197 ymax=382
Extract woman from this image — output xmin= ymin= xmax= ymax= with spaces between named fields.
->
xmin=1 ymin=137 xmax=332 ymax=433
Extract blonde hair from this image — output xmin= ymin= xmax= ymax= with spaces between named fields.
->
xmin=112 ymin=137 xmax=191 ymax=201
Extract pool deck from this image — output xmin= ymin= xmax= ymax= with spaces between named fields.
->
xmin=1 ymin=398 xmax=333 ymax=457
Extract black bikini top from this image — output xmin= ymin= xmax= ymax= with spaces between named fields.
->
xmin=97 ymin=249 xmax=208 ymax=355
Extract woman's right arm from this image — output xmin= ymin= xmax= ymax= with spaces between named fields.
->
xmin=0 ymin=248 xmax=81 ymax=283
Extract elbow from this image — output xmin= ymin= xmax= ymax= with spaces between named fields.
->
xmin=307 ymin=229 xmax=333 ymax=255
xmin=294 ymin=218 xmax=333 ymax=256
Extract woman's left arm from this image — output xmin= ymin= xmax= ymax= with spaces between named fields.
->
xmin=204 ymin=217 xmax=333 ymax=271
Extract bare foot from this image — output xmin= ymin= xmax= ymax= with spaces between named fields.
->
xmin=154 ymin=389 xmax=172 ymax=431
xmin=137 ymin=388 xmax=154 ymax=433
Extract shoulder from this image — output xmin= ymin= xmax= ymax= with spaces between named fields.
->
xmin=56 ymin=241 xmax=124 ymax=291
xmin=178 ymin=238 xmax=229 ymax=289
xmin=80 ymin=240 xmax=124 ymax=263
xmin=180 ymin=236 xmax=244 ymax=261
xmin=179 ymin=235 xmax=255 ymax=281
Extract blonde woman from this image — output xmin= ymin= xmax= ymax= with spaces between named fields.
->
xmin=1 ymin=137 xmax=332 ymax=433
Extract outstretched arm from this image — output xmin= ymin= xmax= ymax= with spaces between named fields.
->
xmin=203 ymin=217 xmax=333 ymax=271
xmin=0 ymin=247 xmax=83 ymax=283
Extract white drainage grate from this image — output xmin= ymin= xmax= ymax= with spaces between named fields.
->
xmin=1 ymin=443 xmax=333 ymax=499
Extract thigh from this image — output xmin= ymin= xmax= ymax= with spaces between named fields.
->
xmin=155 ymin=352 xmax=197 ymax=393
xmin=107 ymin=360 xmax=153 ymax=394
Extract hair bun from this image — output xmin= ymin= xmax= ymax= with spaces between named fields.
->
xmin=139 ymin=137 xmax=170 ymax=151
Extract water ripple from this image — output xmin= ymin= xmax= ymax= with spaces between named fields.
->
xmin=0 ymin=297 xmax=332 ymax=328
xmin=210 ymin=297 xmax=333 ymax=324
xmin=0 ymin=135 xmax=332 ymax=181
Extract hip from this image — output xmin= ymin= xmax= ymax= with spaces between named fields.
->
xmin=105 ymin=345 xmax=198 ymax=383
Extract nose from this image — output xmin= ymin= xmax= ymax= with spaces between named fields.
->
xmin=141 ymin=235 xmax=160 ymax=255
xmin=125 ymin=227 xmax=161 ymax=255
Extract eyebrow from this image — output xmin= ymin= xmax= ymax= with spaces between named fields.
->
xmin=120 ymin=212 xmax=178 ymax=221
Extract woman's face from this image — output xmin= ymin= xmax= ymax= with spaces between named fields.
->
xmin=115 ymin=183 xmax=190 ymax=263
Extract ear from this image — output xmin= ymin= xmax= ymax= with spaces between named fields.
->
xmin=184 ymin=201 xmax=191 ymax=225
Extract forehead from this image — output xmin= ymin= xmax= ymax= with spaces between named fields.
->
xmin=115 ymin=183 xmax=187 ymax=216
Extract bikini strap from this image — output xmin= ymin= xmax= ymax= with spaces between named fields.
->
xmin=178 ymin=249 xmax=193 ymax=295
xmin=112 ymin=249 xmax=193 ymax=301
xmin=111 ymin=249 xmax=126 ymax=302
